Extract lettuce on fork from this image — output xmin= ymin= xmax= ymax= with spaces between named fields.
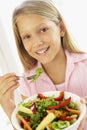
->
xmin=32 ymin=68 xmax=44 ymax=82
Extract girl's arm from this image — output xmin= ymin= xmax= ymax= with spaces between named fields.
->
xmin=77 ymin=97 xmax=87 ymax=130
xmin=0 ymin=73 xmax=19 ymax=120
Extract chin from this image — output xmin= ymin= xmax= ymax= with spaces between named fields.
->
xmin=40 ymin=59 xmax=53 ymax=65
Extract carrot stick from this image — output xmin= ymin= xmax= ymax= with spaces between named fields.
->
xmin=16 ymin=114 xmax=32 ymax=130
xmin=65 ymin=106 xmax=81 ymax=114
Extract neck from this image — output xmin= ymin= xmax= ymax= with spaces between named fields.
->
xmin=43 ymin=47 xmax=66 ymax=70
xmin=42 ymin=47 xmax=67 ymax=84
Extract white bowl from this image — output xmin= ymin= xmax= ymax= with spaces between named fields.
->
xmin=11 ymin=91 xmax=86 ymax=130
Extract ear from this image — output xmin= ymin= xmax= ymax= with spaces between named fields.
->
xmin=59 ymin=21 xmax=66 ymax=37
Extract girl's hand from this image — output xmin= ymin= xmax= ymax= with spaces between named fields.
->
xmin=77 ymin=115 xmax=87 ymax=130
xmin=0 ymin=73 xmax=19 ymax=120
xmin=77 ymin=97 xmax=87 ymax=130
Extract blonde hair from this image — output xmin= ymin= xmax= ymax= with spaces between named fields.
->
xmin=12 ymin=0 xmax=83 ymax=71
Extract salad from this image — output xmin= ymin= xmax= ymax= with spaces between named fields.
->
xmin=16 ymin=91 xmax=81 ymax=130
xmin=31 ymin=68 xmax=44 ymax=82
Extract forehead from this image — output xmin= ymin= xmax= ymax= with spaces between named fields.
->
xmin=16 ymin=14 xmax=55 ymax=34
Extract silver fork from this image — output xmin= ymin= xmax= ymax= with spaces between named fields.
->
xmin=18 ymin=74 xmax=36 ymax=80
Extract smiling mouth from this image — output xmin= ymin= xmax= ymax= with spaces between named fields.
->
xmin=35 ymin=46 xmax=50 ymax=55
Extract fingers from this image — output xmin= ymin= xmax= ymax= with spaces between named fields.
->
xmin=81 ymin=96 xmax=87 ymax=104
xmin=0 ymin=73 xmax=19 ymax=102
xmin=0 ymin=73 xmax=20 ymax=119
xmin=0 ymin=73 xmax=19 ymax=84
xmin=77 ymin=116 xmax=87 ymax=130
xmin=0 ymin=81 xmax=19 ymax=111
xmin=0 ymin=73 xmax=19 ymax=91
xmin=0 ymin=79 xmax=19 ymax=94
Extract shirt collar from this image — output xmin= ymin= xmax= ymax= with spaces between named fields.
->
xmin=65 ymin=49 xmax=87 ymax=63
xmin=65 ymin=49 xmax=87 ymax=85
xmin=25 ymin=49 xmax=87 ymax=81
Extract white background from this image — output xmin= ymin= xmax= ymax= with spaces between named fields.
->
xmin=0 ymin=0 xmax=87 ymax=129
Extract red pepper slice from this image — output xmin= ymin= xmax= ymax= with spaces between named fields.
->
xmin=47 ymin=97 xmax=71 ymax=110
xmin=54 ymin=91 xmax=64 ymax=101
xmin=60 ymin=116 xmax=73 ymax=121
xmin=38 ymin=93 xmax=47 ymax=99
xmin=38 ymin=91 xmax=64 ymax=100
xmin=31 ymin=103 xmax=36 ymax=114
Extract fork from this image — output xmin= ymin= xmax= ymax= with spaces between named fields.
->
xmin=18 ymin=74 xmax=36 ymax=80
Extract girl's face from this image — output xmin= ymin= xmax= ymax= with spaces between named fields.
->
xmin=17 ymin=14 xmax=65 ymax=64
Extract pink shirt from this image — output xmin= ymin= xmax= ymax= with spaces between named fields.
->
xmin=19 ymin=50 xmax=87 ymax=129
xmin=19 ymin=50 xmax=87 ymax=98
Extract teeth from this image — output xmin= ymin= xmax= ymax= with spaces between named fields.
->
xmin=36 ymin=48 xmax=48 ymax=54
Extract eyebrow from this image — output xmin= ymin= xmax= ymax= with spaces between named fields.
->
xmin=21 ymin=23 xmax=48 ymax=36
xmin=36 ymin=23 xmax=48 ymax=28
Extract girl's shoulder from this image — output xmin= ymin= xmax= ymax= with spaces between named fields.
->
xmin=66 ymin=50 xmax=87 ymax=64
xmin=72 ymin=52 xmax=87 ymax=64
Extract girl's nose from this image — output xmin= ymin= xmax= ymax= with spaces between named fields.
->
xmin=32 ymin=35 xmax=43 ymax=46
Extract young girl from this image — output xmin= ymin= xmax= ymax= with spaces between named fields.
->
xmin=0 ymin=0 xmax=87 ymax=129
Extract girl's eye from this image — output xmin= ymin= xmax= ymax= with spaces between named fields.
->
xmin=23 ymin=35 xmax=30 ymax=40
xmin=41 ymin=28 xmax=48 ymax=33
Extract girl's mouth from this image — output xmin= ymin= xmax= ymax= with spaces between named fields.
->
xmin=35 ymin=46 xmax=50 ymax=55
